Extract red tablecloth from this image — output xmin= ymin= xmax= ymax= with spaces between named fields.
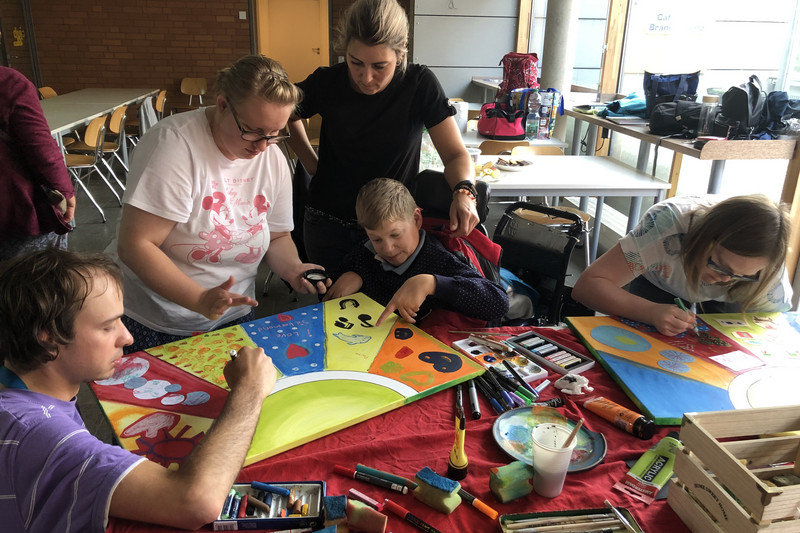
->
xmin=107 ymin=325 xmax=690 ymax=533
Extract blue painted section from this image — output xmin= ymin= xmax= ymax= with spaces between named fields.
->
xmin=243 ymin=304 xmax=326 ymax=376
xmin=597 ymin=350 xmax=734 ymax=425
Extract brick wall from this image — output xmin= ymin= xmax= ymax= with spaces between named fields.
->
xmin=4 ymin=0 xmax=410 ymax=109
xmin=26 ymin=0 xmax=252 ymax=113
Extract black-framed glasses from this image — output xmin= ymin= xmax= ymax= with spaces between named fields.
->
xmin=706 ymin=257 xmax=760 ymax=282
xmin=228 ymin=101 xmax=290 ymax=144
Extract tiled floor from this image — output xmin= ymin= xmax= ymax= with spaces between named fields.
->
xmin=70 ymin=164 xmax=588 ymax=443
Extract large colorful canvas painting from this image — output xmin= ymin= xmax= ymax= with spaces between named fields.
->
xmin=567 ymin=313 xmax=800 ymax=425
xmin=90 ymin=293 xmax=482 ymax=467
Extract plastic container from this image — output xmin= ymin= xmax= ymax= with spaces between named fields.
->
xmin=525 ymin=90 xmax=540 ymax=140
xmin=698 ymin=95 xmax=720 ymax=136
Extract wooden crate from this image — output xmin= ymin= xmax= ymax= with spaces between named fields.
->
xmin=668 ymin=406 xmax=800 ymax=532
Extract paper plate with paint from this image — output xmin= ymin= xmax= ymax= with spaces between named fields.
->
xmin=492 ymin=407 xmax=607 ymax=472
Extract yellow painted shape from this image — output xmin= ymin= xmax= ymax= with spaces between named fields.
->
xmin=146 ymin=325 xmax=260 ymax=390
xmin=569 ymin=316 xmax=735 ymax=389
xmin=323 ymin=294 xmax=397 ymax=371
xmin=245 ymin=378 xmax=404 ymax=465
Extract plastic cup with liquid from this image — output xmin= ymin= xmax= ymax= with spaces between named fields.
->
xmin=530 ymin=423 xmax=576 ymax=497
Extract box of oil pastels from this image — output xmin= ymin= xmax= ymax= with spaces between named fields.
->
xmin=499 ymin=506 xmax=644 ymax=533
xmin=212 ymin=481 xmax=325 ymax=531
xmin=506 ymin=330 xmax=594 ymax=375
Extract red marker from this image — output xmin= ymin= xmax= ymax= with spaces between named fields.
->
xmin=384 ymin=498 xmax=441 ymax=533
xmin=333 ymin=465 xmax=408 ymax=494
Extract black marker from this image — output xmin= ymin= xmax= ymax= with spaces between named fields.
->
xmin=467 ymin=379 xmax=481 ymax=419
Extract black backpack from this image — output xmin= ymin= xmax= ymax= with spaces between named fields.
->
xmin=720 ymin=75 xmax=766 ymax=128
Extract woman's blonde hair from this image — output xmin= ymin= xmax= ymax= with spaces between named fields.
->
xmin=356 ymin=178 xmax=417 ymax=230
xmin=681 ymin=194 xmax=790 ymax=311
xmin=215 ymin=55 xmax=301 ymax=108
xmin=335 ymin=0 xmax=409 ymax=73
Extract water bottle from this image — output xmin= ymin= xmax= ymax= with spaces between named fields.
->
xmin=525 ymin=90 xmax=540 ymax=140
xmin=698 ymin=95 xmax=720 ymax=136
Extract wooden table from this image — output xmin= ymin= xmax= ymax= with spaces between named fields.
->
xmin=41 ymin=88 xmax=159 ymax=165
xmin=476 ymin=155 xmax=670 ymax=262
xmin=564 ymin=106 xmax=797 ymax=195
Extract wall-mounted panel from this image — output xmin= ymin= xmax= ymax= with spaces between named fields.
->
xmin=413 ymin=16 xmax=516 ymax=67
xmin=414 ymin=0 xmax=517 ymax=17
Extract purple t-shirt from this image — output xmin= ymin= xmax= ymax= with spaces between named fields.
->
xmin=0 ymin=388 xmax=144 ymax=533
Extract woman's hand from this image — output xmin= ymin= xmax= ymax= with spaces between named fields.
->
xmin=449 ymin=191 xmax=480 ymax=238
xmin=284 ymin=262 xmax=332 ymax=295
xmin=649 ymin=303 xmax=696 ymax=336
xmin=199 ymin=276 xmax=259 ymax=320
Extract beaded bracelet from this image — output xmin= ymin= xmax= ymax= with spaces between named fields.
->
xmin=452 ymin=180 xmax=478 ymax=198
xmin=454 ymin=188 xmax=477 ymax=203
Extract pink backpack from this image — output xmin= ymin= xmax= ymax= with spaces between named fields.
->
xmin=496 ymin=52 xmax=539 ymax=100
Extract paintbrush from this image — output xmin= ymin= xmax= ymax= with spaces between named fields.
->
xmin=563 ymin=418 xmax=584 ymax=448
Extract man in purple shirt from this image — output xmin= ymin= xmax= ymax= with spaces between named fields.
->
xmin=0 ymin=248 xmax=278 ymax=532
xmin=0 ymin=67 xmax=76 ymax=260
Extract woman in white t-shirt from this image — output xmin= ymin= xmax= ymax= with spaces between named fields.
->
xmin=572 ymin=194 xmax=792 ymax=336
xmin=116 ymin=55 xmax=329 ymax=353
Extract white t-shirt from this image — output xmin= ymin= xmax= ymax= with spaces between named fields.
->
xmin=619 ymin=195 xmax=792 ymax=312
xmin=119 ymin=108 xmax=293 ymax=335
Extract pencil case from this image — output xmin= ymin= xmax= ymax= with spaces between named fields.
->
xmin=212 ymin=480 xmax=325 ymax=531
xmin=506 ymin=330 xmax=595 ymax=375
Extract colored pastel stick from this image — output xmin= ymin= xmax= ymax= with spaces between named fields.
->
xmin=237 ymin=493 xmax=248 ymax=518
xmin=222 ymin=489 xmax=237 ymax=518
xmin=356 ymin=464 xmax=417 ymax=490
xmin=349 ymin=488 xmax=384 ymax=511
xmin=251 ymin=481 xmax=291 ymax=496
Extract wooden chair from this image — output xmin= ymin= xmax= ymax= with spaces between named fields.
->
xmin=511 ymin=145 xmax=565 ymax=156
xmin=38 ymin=86 xmax=57 ymax=99
xmin=126 ymin=90 xmax=166 ymax=146
xmin=478 ymin=139 xmax=529 ymax=155
xmin=64 ymin=115 xmax=121 ymax=222
xmin=172 ymin=77 xmax=207 ymax=113
xmin=67 ymin=107 xmax=127 ymax=192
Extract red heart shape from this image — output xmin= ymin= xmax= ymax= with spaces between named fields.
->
xmin=286 ymin=344 xmax=309 ymax=359
xmin=277 ymin=314 xmax=293 ymax=322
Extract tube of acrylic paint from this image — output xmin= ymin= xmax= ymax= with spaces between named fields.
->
xmin=582 ymin=396 xmax=655 ymax=440
xmin=613 ymin=431 xmax=681 ymax=504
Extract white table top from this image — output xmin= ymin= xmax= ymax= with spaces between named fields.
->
xmin=40 ymin=88 xmax=159 ymax=135
xmin=476 ymin=154 xmax=670 ymax=197
xmin=462 ymin=128 xmax=568 ymax=150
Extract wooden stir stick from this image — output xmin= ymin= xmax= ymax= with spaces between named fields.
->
xmin=563 ymin=418 xmax=584 ymax=448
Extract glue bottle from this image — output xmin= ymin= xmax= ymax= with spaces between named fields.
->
xmin=582 ymin=396 xmax=655 ymax=440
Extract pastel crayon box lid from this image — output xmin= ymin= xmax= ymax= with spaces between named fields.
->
xmin=213 ymin=481 xmax=325 ymax=531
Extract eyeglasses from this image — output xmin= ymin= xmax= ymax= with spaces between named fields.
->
xmin=706 ymin=257 xmax=760 ymax=282
xmin=228 ymin=101 xmax=290 ymax=144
